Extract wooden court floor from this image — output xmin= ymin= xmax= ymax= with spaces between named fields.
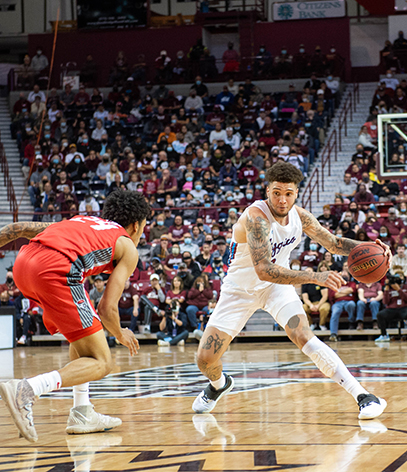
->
xmin=2 ymin=340 xmax=407 ymax=471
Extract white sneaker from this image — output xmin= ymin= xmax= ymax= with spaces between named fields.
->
xmin=17 ymin=335 xmax=26 ymax=345
xmin=357 ymin=394 xmax=387 ymax=420
xmin=310 ymin=324 xmax=316 ymax=331
xmin=375 ymin=335 xmax=390 ymax=342
xmin=0 ymin=379 xmax=38 ymax=442
xmin=66 ymin=404 xmax=122 ymax=434
xmin=157 ymin=340 xmax=170 ymax=346
xmin=320 ymin=325 xmax=328 ymax=331
xmin=192 ymin=374 xmax=234 ymax=414
xmin=177 ymin=339 xmax=185 ymax=346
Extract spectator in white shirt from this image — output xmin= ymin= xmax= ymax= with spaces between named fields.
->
xmin=47 ymin=102 xmax=59 ymax=123
xmin=91 ymin=119 xmax=107 ymax=141
xmin=172 ymin=133 xmax=189 ymax=154
xmin=325 ymin=75 xmax=339 ymax=94
xmin=190 ymin=180 xmax=208 ymax=203
xmin=79 ymin=194 xmax=101 ymax=214
xmin=184 ymin=90 xmax=204 ymax=114
xmin=382 ymin=70 xmax=399 ymax=90
xmin=31 ymin=48 xmax=49 ymax=72
xmin=271 ymin=137 xmax=289 ymax=157
xmin=209 ymin=122 xmax=227 ymax=144
xmin=256 ymin=109 xmax=267 ymax=130
xmin=391 ymin=244 xmax=407 ymax=276
xmin=180 ymin=232 xmax=200 ymax=258
xmin=27 ymin=84 xmax=46 ymax=103
xmin=65 ymin=144 xmax=85 ymax=165
xmin=224 ymin=127 xmax=240 ymax=150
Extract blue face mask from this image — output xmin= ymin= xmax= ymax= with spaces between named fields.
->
xmin=52 ymin=158 xmax=59 ymax=164
xmin=212 ymin=230 xmax=219 ymax=236
xmin=380 ymin=232 xmax=387 ymax=237
xmin=45 ymin=134 xmax=51 ymax=139
xmin=186 ymin=177 xmax=193 ymax=182
xmin=184 ymin=238 xmax=191 ymax=245
xmin=74 ymin=158 xmax=81 ymax=164
xmin=83 ymin=139 xmax=88 ymax=144
xmin=255 ymin=185 xmax=262 ymax=190
xmin=167 ymin=147 xmax=173 ymax=152
xmin=171 ymin=119 xmax=177 ymax=124
xmin=246 ymin=194 xmax=253 ymax=200
xmin=260 ymin=174 xmax=265 ymax=179
xmin=305 ymin=122 xmax=311 ymax=128
xmin=204 ymin=202 xmax=211 ymax=208
xmin=195 ymin=185 xmax=202 ymax=191
xmin=226 ymin=237 xmax=232 ymax=244
xmin=227 ymin=196 xmax=233 ymax=202
xmin=281 ymin=50 xmax=287 ymax=54
xmin=336 ymin=234 xmax=342 ymax=238
xmin=310 ymin=244 xmax=318 ymax=251
xmin=45 ymin=125 xmax=51 ymax=130
xmin=196 ymin=81 xmax=201 ymax=85
xmin=157 ymin=221 xmax=164 ymax=226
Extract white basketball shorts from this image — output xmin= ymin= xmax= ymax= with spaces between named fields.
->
xmin=206 ymin=282 xmax=305 ymax=338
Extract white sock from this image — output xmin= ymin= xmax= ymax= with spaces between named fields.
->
xmin=302 ymin=337 xmax=368 ymax=401
xmin=73 ymin=383 xmax=91 ymax=408
xmin=210 ymin=373 xmax=226 ymax=390
xmin=27 ymin=371 xmax=62 ymax=397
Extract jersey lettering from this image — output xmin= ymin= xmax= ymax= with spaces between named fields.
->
xmin=73 ymin=216 xmax=122 ymax=231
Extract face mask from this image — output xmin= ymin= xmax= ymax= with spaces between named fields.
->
xmin=299 ymin=48 xmax=305 ymax=53
xmin=156 ymin=269 xmax=163 ymax=275
xmin=172 ymin=247 xmax=180 ymax=256
xmin=363 ymin=177 xmax=369 ymax=183
xmin=350 ymin=208 xmax=357 ymax=213
xmin=44 ymin=134 xmax=50 ymax=139
xmin=74 ymin=158 xmax=81 ymax=164
xmin=137 ymin=188 xmax=143 ymax=192
xmin=161 ymin=162 xmax=168 ymax=169
xmin=260 ymin=174 xmax=265 ymax=180
xmin=246 ymin=137 xmax=252 ymax=142
xmin=195 ymin=185 xmax=202 ymax=191
xmin=227 ymin=196 xmax=233 ymax=202
xmin=204 ymin=202 xmax=210 ymax=208
xmin=196 ymin=81 xmax=201 ymax=85
xmin=310 ymin=244 xmax=318 ymax=251
xmin=61 ymin=123 xmax=67 ymax=129
xmin=6 ymin=277 xmax=13 ymax=284
xmin=380 ymin=232 xmax=387 ymax=237
xmin=331 ymin=48 xmax=336 ymax=53
xmin=401 ymin=209 xmax=406 ymax=213
xmin=260 ymin=48 xmax=265 ymax=53
xmin=22 ymin=107 xmax=27 ymax=112
xmin=226 ymin=237 xmax=232 ymax=244
xmin=45 ymin=125 xmax=51 ymax=130
xmin=305 ymin=122 xmax=311 ymax=128
xmin=52 ymin=158 xmax=59 ymax=164
xmin=157 ymin=221 xmax=164 ymax=226
xmin=255 ymin=185 xmax=262 ymax=190
xmin=167 ymin=147 xmax=173 ymax=152
xmin=212 ymin=230 xmax=219 ymax=236
xmin=37 ymin=50 xmax=42 ymax=55
xmin=184 ymin=238 xmax=192 ymax=245
xmin=281 ymin=50 xmax=287 ymax=54
xmin=246 ymin=193 xmax=253 ymax=200
xmin=26 ymin=127 xmax=31 ymax=132
xmin=83 ymin=139 xmax=88 ymax=144
xmin=291 ymin=265 xmax=300 ymax=271
xmin=387 ymin=73 xmax=392 ymax=78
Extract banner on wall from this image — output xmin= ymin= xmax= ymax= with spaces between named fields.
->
xmin=271 ymin=0 xmax=346 ymax=22
xmin=77 ymin=0 xmax=147 ymax=29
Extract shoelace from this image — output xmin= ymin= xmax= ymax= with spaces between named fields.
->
xmin=201 ymin=392 xmax=210 ymax=404
xmin=24 ymin=402 xmax=34 ymax=427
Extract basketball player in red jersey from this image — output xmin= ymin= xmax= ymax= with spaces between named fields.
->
xmin=0 ymin=190 xmax=149 ymax=442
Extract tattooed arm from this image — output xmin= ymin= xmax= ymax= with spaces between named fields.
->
xmin=0 ymin=222 xmax=52 ymax=248
xmin=245 ymin=207 xmax=344 ymax=290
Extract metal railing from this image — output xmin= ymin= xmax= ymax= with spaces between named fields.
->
xmin=301 ymin=82 xmax=360 ymax=213
xmin=0 ymin=141 xmax=18 ymax=221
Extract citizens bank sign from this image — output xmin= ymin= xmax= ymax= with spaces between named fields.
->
xmin=272 ymin=0 xmax=346 ymax=21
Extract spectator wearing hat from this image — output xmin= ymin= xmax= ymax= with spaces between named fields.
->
xmin=177 ymin=262 xmax=195 ymax=290
xmin=65 ymin=144 xmax=85 ymax=165
xmin=118 ymin=278 xmax=140 ymax=332
xmin=214 ymin=238 xmax=230 ymax=265
xmin=204 ymin=251 xmax=228 ymax=281
xmin=180 ymin=233 xmax=200 ymax=259
xmin=89 ymin=275 xmax=105 ymax=311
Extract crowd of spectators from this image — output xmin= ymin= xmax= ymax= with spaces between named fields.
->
xmin=380 ymin=30 xmax=407 ymax=73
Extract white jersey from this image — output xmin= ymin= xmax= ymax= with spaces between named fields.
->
xmin=224 ymin=200 xmax=303 ymax=292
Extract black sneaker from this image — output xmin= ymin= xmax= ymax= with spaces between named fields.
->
xmin=357 ymin=393 xmax=387 ymax=420
xmin=192 ymin=374 xmax=234 ymax=413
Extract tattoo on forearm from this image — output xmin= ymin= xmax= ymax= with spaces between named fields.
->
xmin=287 ymin=315 xmax=300 ymax=329
xmin=0 ymin=222 xmax=52 ymax=248
xmin=245 ymin=214 xmax=272 ymax=266
xmin=202 ymin=334 xmax=225 ymax=354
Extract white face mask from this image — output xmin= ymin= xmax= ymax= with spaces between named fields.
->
xmin=387 ymin=73 xmax=392 ymax=78
xmin=330 ymin=48 xmax=336 ymax=53
xmin=37 ymin=50 xmax=42 ymax=55
xmin=291 ymin=265 xmax=300 ymax=271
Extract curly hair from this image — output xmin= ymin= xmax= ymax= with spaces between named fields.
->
xmin=102 ymin=189 xmax=150 ymax=228
xmin=266 ymin=162 xmax=304 ymax=186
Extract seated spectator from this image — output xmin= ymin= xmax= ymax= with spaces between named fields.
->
xmin=177 ymin=262 xmax=195 ymax=290
xmin=340 ymin=202 xmax=365 ymax=227
xmin=357 ymin=281 xmax=383 ymax=331
xmin=137 ymin=233 xmax=153 ymax=263
xmin=164 ymin=243 xmax=183 ymax=270
xmin=196 ymin=241 xmax=213 ymax=270
xmin=336 ymin=172 xmax=357 ymax=201
xmin=362 ymin=214 xmax=380 ymax=240
xmin=355 ymin=228 xmax=371 ymax=242
xmin=180 ymin=233 xmax=200 ymax=259
xmin=157 ymin=168 xmax=178 ymax=198
xmin=322 ymin=251 xmax=343 ymax=272
xmin=209 ymin=122 xmax=227 ymax=145
xmin=165 ymin=275 xmax=186 ymax=306
xmin=391 ymin=244 xmax=407 ymax=275
xmin=184 ymin=89 xmax=204 ymax=114
xmin=89 ymin=275 xmax=105 ymax=310
xmin=140 ymin=273 xmax=166 ymax=332
xmin=317 ymin=204 xmax=338 ymax=231
xmin=379 ymin=225 xmax=396 ymax=252
xmin=191 ymin=225 xmax=205 ymax=247
xmin=118 ymin=279 xmax=139 ymax=333
xmin=150 ymin=214 xmax=169 ymax=241
xmin=185 ymin=276 xmax=213 ymax=331
xmin=219 ymin=158 xmax=238 ymax=190
xmin=222 ymin=41 xmax=239 ymax=72
xmin=302 ymin=266 xmax=330 ymax=330
xmin=204 ymin=251 xmax=227 ymax=281
xmin=152 ymin=235 xmax=171 ymax=262
xmin=225 ymin=208 xmax=239 ymax=229
xmin=169 ymin=215 xmax=189 ymax=242
xmin=329 ymin=271 xmax=357 ymax=341
xmin=340 ymin=220 xmax=356 ymax=240
xmin=156 ymin=300 xmax=188 ymax=346
xmin=354 ymin=184 xmax=375 ymax=212
xmin=181 ymin=250 xmax=201 ymax=278
xmin=358 ymin=125 xmax=376 ymax=150
xmin=299 ymin=240 xmax=321 ymax=270
xmin=384 ymin=207 xmax=406 ymax=242
xmin=376 ymin=272 xmax=407 ymax=342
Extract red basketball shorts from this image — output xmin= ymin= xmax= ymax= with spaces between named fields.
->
xmin=13 ymin=242 xmax=103 ymax=343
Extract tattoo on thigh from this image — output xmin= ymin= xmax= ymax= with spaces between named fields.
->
xmin=288 ymin=315 xmax=300 ymax=329
xmin=202 ymin=334 xmax=225 ymax=354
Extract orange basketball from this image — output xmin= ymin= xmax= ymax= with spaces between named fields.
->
xmin=348 ymin=242 xmax=388 ymax=283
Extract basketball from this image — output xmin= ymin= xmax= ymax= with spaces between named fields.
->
xmin=348 ymin=243 xmax=388 ymax=283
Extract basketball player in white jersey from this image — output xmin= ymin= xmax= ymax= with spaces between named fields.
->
xmin=193 ymin=162 xmax=390 ymax=419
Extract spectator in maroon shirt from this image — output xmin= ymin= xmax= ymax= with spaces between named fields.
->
xmin=84 ymin=150 xmax=100 ymax=175
xmin=261 ymin=116 xmax=280 ymax=140
xmin=382 ymin=207 xmax=406 ymax=242
xmin=198 ymin=195 xmax=219 ymax=224
xmin=74 ymin=85 xmax=91 ymax=107
xmin=164 ymin=243 xmax=183 ymax=270
xmin=169 ymin=215 xmax=189 ymax=242
xmin=362 ymin=214 xmax=380 ymax=240
xmin=185 ymin=276 xmax=213 ymax=331
xmin=354 ymin=184 xmax=375 ymax=212
xmin=13 ymin=93 xmax=31 ymax=116
xmin=379 ymin=224 xmax=396 ymax=253
xmin=144 ymin=170 xmax=159 ymax=197
xmin=238 ymin=159 xmax=259 ymax=185
xmin=118 ymin=279 xmax=139 ymax=331
xmin=329 ymin=271 xmax=357 ymax=339
xmin=52 ymin=170 xmax=73 ymax=194
xmin=299 ymin=241 xmax=322 ymax=270
xmin=165 ymin=275 xmax=186 ymax=307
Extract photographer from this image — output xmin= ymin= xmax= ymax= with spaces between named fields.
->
xmin=156 ymin=300 xmax=188 ymax=346
xmin=375 ymin=271 xmax=407 ymax=342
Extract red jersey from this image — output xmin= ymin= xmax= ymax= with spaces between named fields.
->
xmin=31 ymin=216 xmax=130 ymax=280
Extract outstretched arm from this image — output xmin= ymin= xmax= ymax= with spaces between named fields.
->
xmin=245 ymin=208 xmax=343 ymax=290
xmin=295 ymin=205 xmax=392 ymax=261
xmin=0 ymin=222 xmax=52 ymax=248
